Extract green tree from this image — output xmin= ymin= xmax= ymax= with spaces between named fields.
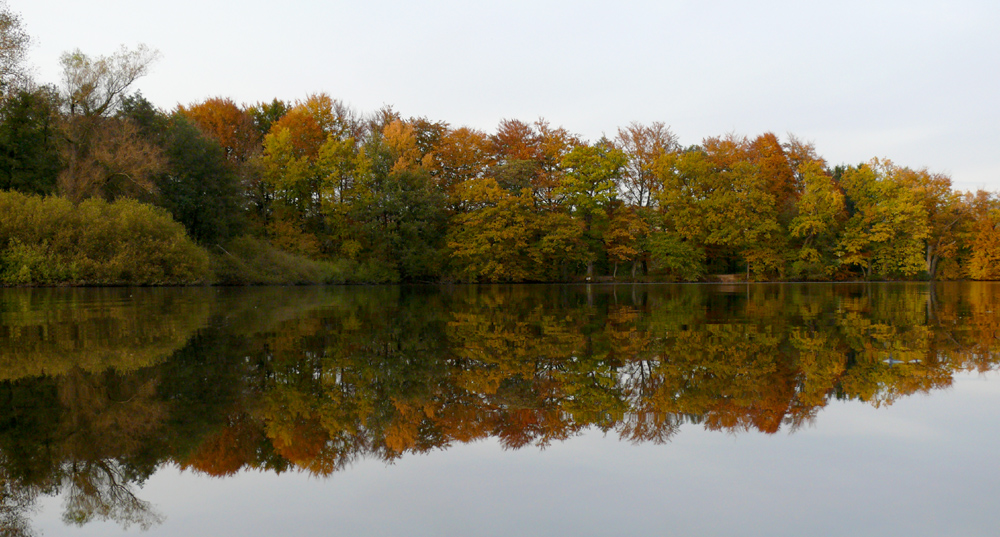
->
xmin=340 ymin=121 xmax=448 ymax=281
xmin=159 ymin=115 xmax=244 ymax=244
xmin=558 ymin=141 xmax=626 ymax=277
xmin=0 ymin=87 xmax=61 ymax=194
xmin=646 ymin=231 xmax=705 ymax=281
xmin=117 ymin=95 xmax=243 ymax=245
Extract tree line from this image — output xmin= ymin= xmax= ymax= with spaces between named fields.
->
xmin=0 ymin=7 xmax=998 ymax=283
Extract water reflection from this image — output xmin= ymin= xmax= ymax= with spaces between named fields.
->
xmin=1 ymin=283 xmax=999 ymax=534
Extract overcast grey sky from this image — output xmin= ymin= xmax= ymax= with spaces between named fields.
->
xmin=12 ymin=0 xmax=1000 ymax=192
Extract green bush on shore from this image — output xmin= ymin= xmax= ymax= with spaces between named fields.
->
xmin=0 ymin=191 xmax=210 ymax=285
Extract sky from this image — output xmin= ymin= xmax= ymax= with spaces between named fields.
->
xmin=11 ymin=0 xmax=1000 ymax=192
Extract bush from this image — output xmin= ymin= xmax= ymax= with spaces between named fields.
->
xmin=0 ymin=191 xmax=210 ymax=285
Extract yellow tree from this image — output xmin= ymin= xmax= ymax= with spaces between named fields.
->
xmin=259 ymin=94 xmax=361 ymax=255
xmin=446 ymin=178 xmax=538 ymax=282
xmin=381 ymin=119 xmax=423 ymax=173
xmin=788 ymin=161 xmax=846 ymax=278
xmin=558 ymin=141 xmax=626 ymax=278
xmin=835 ymin=159 xmax=930 ymax=279
xmin=655 ymin=140 xmax=784 ymax=280
xmin=894 ymin=166 xmax=967 ymax=279
xmin=748 ymin=132 xmax=798 ymax=220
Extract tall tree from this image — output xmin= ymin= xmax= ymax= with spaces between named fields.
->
xmin=788 ymin=161 xmax=846 ymax=279
xmin=60 ymin=45 xmax=159 ymax=117
xmin=558 ymin=140 xmax=626 ymax=278
xmin=615 ymin=121 xmax=678 ymax=208
xmin=57 ymin=45 xmax=163 ymax=202
xmin=490 ymin=118 xmax=541 ymax=195
xmin=604 ymin=201 xmax=650 ymax=279
xmin=426 ymin=126 xmax=493 ymax=212
xmin=748 ymin=132 xmax=798 ymax=221
xmin=258 ymin=94 xmax=362 ymax=252
xmin=248 ymin=98 xmax=289 ymax=138
xmin=655 ymin=140 xmax=785 ymax=279
xmin=447 ymin=178 xmax=537 ymax=282
xmin=346 ymin=121 xmax=447 ymax=280
xmin=158 ymin=115 xmax=244 ymax=244
xmin=894 ymin=166 xmax=966 ymax=279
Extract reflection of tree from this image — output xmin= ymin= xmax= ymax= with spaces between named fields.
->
xmin=171 ymin=283 xmax=1000 ymax=479
xmin=0 ymin=464 xmax=40 ymax=537
xmin=0 ymin=287 xmax=211 ymax=380
xmin=0 ymin=343 xmax=176 ymax=534
xmin=3 ymin=283 xmax=1000 ymax=531
xmin=835 ymin=285 xmax=954 ymax=405
xmin=57 ymin=368 xmax=166 ymax=459
xmin=61 ymin=459 xmax=163 ymax=530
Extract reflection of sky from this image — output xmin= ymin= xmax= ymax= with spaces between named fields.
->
xmin=37 ymin=372 xmax=1000 ymax=537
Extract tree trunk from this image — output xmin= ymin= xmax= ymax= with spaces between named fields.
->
xmin=926 ymin=243 xmax=936 ymax=280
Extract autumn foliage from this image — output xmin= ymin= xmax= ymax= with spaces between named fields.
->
xmin=0 ymin=21 xmax=998 ymax=284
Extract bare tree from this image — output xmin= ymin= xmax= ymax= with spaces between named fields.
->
xmin=0 ymin=1 xmax=31 ymax=95
xmin=60 ymin=44 xmax=159 ymax=117
xmin=614 ymin=121 xmax=679 ymax=208
xmin=57 ymin=44 xmax=163 ymax=201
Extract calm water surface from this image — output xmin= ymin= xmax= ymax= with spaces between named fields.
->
xmin=2 ymin=283 xmax=999 ymax=536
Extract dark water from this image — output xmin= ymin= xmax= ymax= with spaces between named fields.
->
xmin=2 ymin=283 xmax=999 ymax=536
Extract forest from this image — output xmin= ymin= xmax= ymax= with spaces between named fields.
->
xmin=0 ymin=6 xmax=998 ymax=284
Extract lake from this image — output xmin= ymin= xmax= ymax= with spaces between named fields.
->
xmin=2 ymin=282 xmax=999 ymax=536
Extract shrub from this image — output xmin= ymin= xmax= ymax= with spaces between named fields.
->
xmin=0 ymin=191 xmax=210 ymax=285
